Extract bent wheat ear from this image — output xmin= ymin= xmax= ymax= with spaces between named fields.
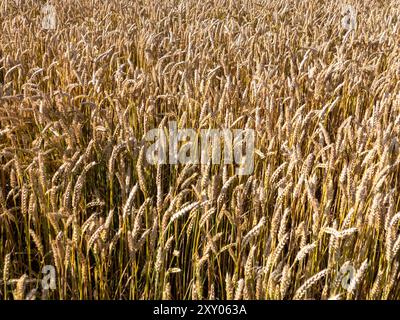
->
xmin=168 ymin=201 xmax=203 ymax=226
xmin=295 ymin=242 xmax=317 ymax=263
xmin=294 ymin=269 xmax=328 ymax=300
xmin=242 ymin=217 xmax=266 ymax=247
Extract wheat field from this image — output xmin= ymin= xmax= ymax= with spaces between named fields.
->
xmin=1 ymin=0 xmax=400 ymax=300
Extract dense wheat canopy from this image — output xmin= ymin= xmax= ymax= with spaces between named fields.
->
xmin=1 ymin=0 xmax=400 ymax=300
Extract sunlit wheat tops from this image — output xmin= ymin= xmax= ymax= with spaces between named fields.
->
xmin=1 ymin=0 xmax=400 ymax=300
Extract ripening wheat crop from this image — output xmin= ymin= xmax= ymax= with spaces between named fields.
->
xmin=1 ymin=0 xmax=400 ymax=300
